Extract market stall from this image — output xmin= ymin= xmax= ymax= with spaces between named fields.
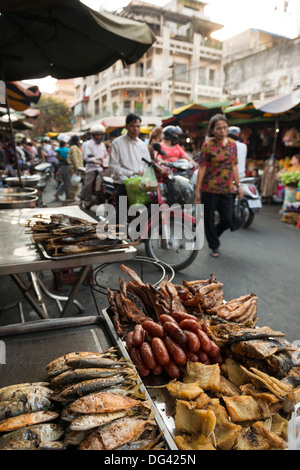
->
xmin=1 ymin=263 xmax=299 ymax=450
xmin=0 ymin=206 xmax=136 ymax=319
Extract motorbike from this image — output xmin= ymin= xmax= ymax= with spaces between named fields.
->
xmin=78 ymin=164 xmax=116 ymax=211
xmin=140 ymin=156 xmax=199 ymax=271
xmin=238 ymin=176 xmax=262 ymax=228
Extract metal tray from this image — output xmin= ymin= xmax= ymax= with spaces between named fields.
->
xmin=35 ymin=239 xmax=128 ymax=261
xmin=0 ymin=315 xmax=177 ymax=450
xmin=102 ymin=309 xmax=177 ymax=446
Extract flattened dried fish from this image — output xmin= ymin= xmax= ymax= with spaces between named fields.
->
xmin=65 ymin=356 xmax=127 ymax=370
xmin=70 ymin=410 xmax=129 ymax=431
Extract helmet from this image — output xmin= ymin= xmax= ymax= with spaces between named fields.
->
xmin=90 ymin=124 xmax=105 ymax=135
xmin=90 ymin=124 xmax=106 ymax=143
xmin=228 ymin=126 xmax=241 ymax=139
xmin=57 ymin=133 xmax=70 ymax=144
xmin=163 ymin=126 xmax=183 ymax=144
xmin=166 ymin=175 xmax=195 ymax=205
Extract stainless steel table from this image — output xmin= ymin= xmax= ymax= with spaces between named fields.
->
xmin=0 ymin=206 xmax=136 ymax=320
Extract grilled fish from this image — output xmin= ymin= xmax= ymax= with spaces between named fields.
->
xmin=0 ymin=386 xmax=53 ymax=402
xmin=0 ymin=394 xmax=53 ymax=420
xmin=0 ymin=423 xmax=64 ymax=449
xmin=51 ymin=367 xmax=132 ymax=387
xmin=79 ymin=415 xmax=156 ymax=450
xmin=59 ymin=376 xmax=129 ymax=399
xmin=70 ymin=391 xmax=151 ymax=414
xmin=0 ymin=411 xmax=59 ymax=433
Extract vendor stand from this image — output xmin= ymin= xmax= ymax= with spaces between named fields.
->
xmin=0 ymin=205 xmax=136 ymax=320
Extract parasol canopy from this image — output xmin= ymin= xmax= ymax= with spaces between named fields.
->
xmin=162 ymin=100 xmax=234 ymax=128
xmin=0 ymin=0 xmax=156 ymax=81
xmin=5 ymin=81 xmax=41 ymax=111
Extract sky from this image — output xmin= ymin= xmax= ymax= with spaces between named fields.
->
xmin=25 ymin=0 xmax=299 ymax=93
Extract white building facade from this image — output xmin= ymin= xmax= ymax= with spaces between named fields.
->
xmin=72 ymin=0 xmax=224 ymax=131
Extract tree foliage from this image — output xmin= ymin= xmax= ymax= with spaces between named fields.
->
xmin=29 ymin=95 xmax=71 ymax=138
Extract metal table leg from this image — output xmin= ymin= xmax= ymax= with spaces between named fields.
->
xmin=60 ymin=265 xmax=90 ymax=318
xmin=10 ymin=273 xmax=49 ymax=319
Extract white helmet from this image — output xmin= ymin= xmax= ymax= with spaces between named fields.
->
xmin=90 ymin=124 xmax=105 ymax=135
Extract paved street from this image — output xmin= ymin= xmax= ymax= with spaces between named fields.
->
xmin=0 ymin=176 xmax=299 ymax=346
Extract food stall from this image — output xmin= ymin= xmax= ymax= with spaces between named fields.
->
xmin=1 ymin=258 xmax=299 ymax=450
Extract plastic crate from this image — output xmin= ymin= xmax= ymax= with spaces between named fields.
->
xmin=52 ymin=267 xmax=94 ymax=291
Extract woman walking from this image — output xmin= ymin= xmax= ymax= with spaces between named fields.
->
xmin=195 ymin=114 xmax=244 ymax=258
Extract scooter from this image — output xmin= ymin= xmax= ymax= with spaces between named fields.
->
xmin=78 ymin=165 xmax=116 ymax=211
xmin=238 ymin=177 xmax=262 ymax=228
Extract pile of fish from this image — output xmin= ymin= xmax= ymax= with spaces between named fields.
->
xmin=0 ymin=382 xmax=64 ymax=450
xmin=164 ymin=359 xmax=300 ymax=450
xmin=0 ymin=348 xmax=166 ymax=450
xmin=25 ymin=213 xmax=130 ymax=256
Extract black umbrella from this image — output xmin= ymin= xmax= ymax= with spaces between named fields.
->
xmin=0 ymin=0 xmax=156 ymax=81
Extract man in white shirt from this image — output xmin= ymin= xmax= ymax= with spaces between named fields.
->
xmin=80 ymin=124 xmax=108 ymax=201
xmin=109 ymin=113 xmax=150 ymax=220
xmin=228 ymin=126 xmax=247 ymax=179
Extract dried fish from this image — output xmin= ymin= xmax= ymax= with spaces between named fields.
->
xmin=0 ymin=385 xmax=53 ymax=402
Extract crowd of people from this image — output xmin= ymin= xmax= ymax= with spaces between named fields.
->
xmin=0 ymin=112 xmax=247 ymax=258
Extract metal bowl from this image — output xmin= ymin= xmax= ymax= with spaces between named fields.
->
xmin=4 ymin=174 xmax=41 ymax=188
xmin=0 ymin=187 xmax=39 ymax=208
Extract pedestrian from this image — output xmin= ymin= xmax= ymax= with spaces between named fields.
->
xmin=228 ymin=126 xmax=247 ymax=179
xmin=80 ymin=124 xmax=108 ymax=204
xmin=147 ymin=126 xmax=163 ymax=159
xmin=68 ymin=135 xmax=84 ymax=201
xmin=195 ymin=114 xmax=244 ymax=258
xmin=156 ymin=125 xmax=196 ymax=166
xmin=108 ymin=113 xmax=150 ymax=221
xmin=53 ymin=133 xmax=70 ymax=201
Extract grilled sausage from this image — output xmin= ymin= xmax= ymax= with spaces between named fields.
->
xmin=184 ymin=330 xmax=201 ymax=352
xmin=179 ymin=318 xmax=201 ymax=334
xmin=151 ymin=337 xmax=170 ymax=365
xmin=196 ymin=330 xmax=212 ymax=353
xmin=171 ymin=311 xmax=197 ymax=323
xmin=163 ymin=336 xmax=187 ymax=366
xmin=130 ymin=347 xmax=150 ymax=376
xmin=142 ymin=320 xmax=164 ymax=339
xmin=163 ymin=321 xmax=186 ymax=344
xmin=164 ymin=359 xmax=180 ymax=379
xmin=132 ymin=324 xmax=145 ymax=347
xmin=140 ymin=342 xmax=158 ymax=370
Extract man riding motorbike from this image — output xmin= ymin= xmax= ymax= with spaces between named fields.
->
xmin=80 ymin=124 xmax=108 ymax=203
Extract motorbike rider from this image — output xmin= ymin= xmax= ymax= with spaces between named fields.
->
xmin=80 ymin=124 xmax=108 ymax=202
xmin=156 ymin=126 xmax=196 ymax=167
xmin=228 ymin=126 xmax=247 ymax=179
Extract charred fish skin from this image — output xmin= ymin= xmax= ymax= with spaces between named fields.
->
xmin=0 ymin=423 xmax=64 ymax=450
xmin=0 ymin=394 xmax=53 ymax=420
xmin=51 ymin=367 xmax=132 ymax=387
xmin=59 ymin=376 xmax=128 ymax=399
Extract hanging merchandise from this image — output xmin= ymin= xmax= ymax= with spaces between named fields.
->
xmin=261 ymin=156 xmax=279 ymax=198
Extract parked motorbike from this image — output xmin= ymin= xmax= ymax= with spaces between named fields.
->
xmin=238 ymin=177 xmax=262 ymax=228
